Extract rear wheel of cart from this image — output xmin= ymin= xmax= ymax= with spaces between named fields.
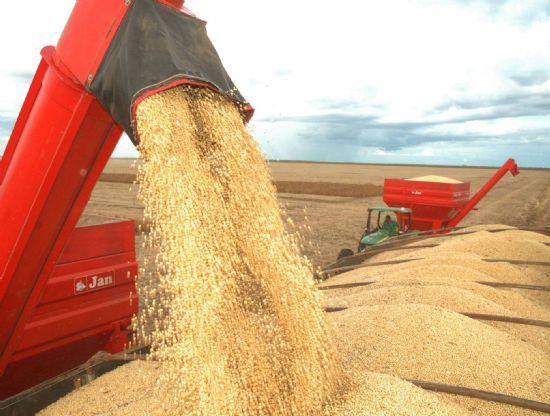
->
xmin=337 ymin=248 xmax=355 ymax=260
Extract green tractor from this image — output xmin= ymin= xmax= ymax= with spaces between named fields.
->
xmin=337 ymin=207 xmax=413 ymax=260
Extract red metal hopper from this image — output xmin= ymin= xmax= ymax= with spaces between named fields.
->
xmin=383 ymin=159 xmax=520 ymax=231
xmin=384 ymin=178 xmax=470 ymax=230
xmin=0 ymin=0 xmax=251 ymax=402
xmin=0 ymin=222 xmax=137 ymax=399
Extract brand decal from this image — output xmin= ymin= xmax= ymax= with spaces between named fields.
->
xmin=74 ymin=272 xmax=114 ymax=294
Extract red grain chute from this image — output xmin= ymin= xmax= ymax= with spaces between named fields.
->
xmin=0 ymin=0 xmax=250 ymax=400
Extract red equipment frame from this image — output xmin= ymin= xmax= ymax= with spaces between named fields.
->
xmin=0 ymin=42 xmax=127 ymax=389
xmin=0 ymin=222 xmax=137 ymax=398
xmin=383 ymin=158 xmax=520 ymax=231
xmin=446 ymin=158 xmax=519 ymax=228
xmin=0 ymin=0 xmax=157 ymax=397
xmin=0 ymin=38 xmax=138 ymax=395
xmin=384 ymin=177 xmax=470 ymax=230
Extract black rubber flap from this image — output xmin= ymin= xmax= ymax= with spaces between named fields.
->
xmin=89 ymin=0 xmax=250 ymax=144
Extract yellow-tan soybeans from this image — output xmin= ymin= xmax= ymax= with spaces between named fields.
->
xmin=134 ymin=86 xmax=341 ymax=415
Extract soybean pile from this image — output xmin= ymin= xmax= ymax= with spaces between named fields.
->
xmin=405 ymin=175 xmax=463 ymax=183
xmin=324 ymin=226 xmax=550 ymax=415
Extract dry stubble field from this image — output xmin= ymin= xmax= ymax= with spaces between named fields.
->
xmin=80 ymin=159 xmax=550 ymax=269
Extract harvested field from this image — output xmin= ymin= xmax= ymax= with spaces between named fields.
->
xmin=98 ymin=172 xmax=382 ymax=198
xmin=88 ymin=159 xmax=550 ymax=268
xmin=274 ymin=181 xmax=382 ymax=198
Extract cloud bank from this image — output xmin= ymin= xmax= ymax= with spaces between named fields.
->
xmin=1 ymin=0 xmax=548 ymax=167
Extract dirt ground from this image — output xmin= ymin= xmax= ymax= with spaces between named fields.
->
xmin=80 ymin=159 xmax=550 ymax=269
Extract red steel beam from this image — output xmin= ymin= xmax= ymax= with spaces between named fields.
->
xmin=0 ymin=0 xmax=132 ymax=377
xmin=447 ymin=158 xmax=519 ymax=228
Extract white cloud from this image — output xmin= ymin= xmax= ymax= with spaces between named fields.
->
xmin=419 ymin=149 xmax=435 ymax=157
xmin=0 ymin=0 xmax=548 ymax=165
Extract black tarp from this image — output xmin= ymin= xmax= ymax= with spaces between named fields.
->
xmin=89 ymin=0 xmax=250 ymax=144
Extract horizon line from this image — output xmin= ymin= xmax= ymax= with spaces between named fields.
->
xmin=107 ymin=157 xmax=549 ymax=170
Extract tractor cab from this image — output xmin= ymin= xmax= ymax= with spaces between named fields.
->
xmin=337 ymin=207 xmax=412 ymax=260
xmin=357 ymin=207 xmax=412 ymax=252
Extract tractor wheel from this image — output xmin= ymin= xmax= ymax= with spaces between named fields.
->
xmin=337 ymin=248 xmax=355 ymax=260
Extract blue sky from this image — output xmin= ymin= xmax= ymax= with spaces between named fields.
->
xmin=1 ymin=0 xmax=549 ymax=167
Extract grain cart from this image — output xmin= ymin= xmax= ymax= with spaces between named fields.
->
xmin=0 ymin=1 xmax=251 ymax=413
xmin=383 ymin=158 xmax=519 ymax=231
xmin=336 ymin=159 xmax=519 ymax=261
